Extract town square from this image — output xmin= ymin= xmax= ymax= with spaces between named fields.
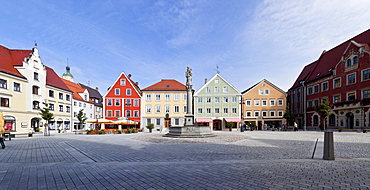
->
xmin=1 ymin=0 xmax=370 ymax=189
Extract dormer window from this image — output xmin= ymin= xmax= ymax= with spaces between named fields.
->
xmin=316 ymin=73 xmax=321 ymax=77
xmin=346 ymin=59 xmax=352 ymax=67
xmin=353 ymin=56 xmax=358 ymax=64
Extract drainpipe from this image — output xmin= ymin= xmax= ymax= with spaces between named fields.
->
xmin=302 ymin=81 xmax=307 ymax=131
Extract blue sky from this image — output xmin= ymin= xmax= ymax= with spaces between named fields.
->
xmin=1 ymin=0 xmax=370 ymax=94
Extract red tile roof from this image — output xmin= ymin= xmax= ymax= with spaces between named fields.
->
xmin=291 ymin=29 xmax=370 ymax=88
xmin=46 ymin=67 xmax=72 ymax=92
xmin=61 ymin=78 xmax=94 ymax=103
xmin=0 ymin=45 xmax=31 ymax=79
xmin=142 ymin=79 xmax=187 ymax=91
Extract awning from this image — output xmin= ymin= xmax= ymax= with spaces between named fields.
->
xmin=224 ymin=118 xmax=242 ymax=123
xmin=196 ymin=118 xmax=212 ymax=123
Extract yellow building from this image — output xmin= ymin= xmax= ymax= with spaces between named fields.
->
xmin=241 ymin=79 xmax=287 ymax=130
xmin=141 ymin=79 xmax=187 ymax=132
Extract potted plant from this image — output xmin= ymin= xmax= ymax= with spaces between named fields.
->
xmin=98 ymin=130 xmax=105 ymax=134
xmin=114 ymin=130 xmax=122 ymax=134
xmin=146 ymin=123 xmax=154 ymax=133
xmin=227 ymin=122 xmax=234 ymax=131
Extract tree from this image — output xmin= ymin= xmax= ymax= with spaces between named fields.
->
xmin=39 ymin=102 xmax=54 ymax=136
xmin=76 ymin=109 xmax=87 ymax=130
xmin=283 ymin=103 xmax=294 ymax=126
xmin=315 ymin=98 xmax=331 ymax=131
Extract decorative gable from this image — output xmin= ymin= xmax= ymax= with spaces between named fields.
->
xmin=195 ymin=73 xmax=240 ymax=96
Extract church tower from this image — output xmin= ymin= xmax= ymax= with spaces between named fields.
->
xmin=62 ymin=65 xmax=74 ymax=82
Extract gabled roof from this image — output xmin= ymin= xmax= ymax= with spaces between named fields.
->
xmin=242 ymin=79 xmax=286 ymax=95
xmin=103 ymin=71 xmax=142 ymax=97
xmin=194 ymin=73 xmax=241 ymax=96
xmin=142 ymin=79 xmax=187 ymax=91
xmin=46 ymin=67 xmax=72 ymax=92
xmin=290 ymin=61 xmax=316 ymax=89
xmin=79 ymin=83 xmax=103 ymax=107
xmin=294 ymin=29 xmax=370 ymax=87
xmin=0 ymin=45 xmax=32 ymax=79
xmin=61 ymin=78 xmax=93 ymax=103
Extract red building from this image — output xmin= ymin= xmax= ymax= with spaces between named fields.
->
xmin=289 ymin=29 xmax=370 ymax=130
xmin=103 ymin=72 xmax=141 ymax=129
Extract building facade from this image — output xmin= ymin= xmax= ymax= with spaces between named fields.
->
xmin=141 ymin=79 xmax=188 ymax=132
xmin=0 ymin=45 xmax=72 ymax=132
xmin=242 ymin=79 xmax=286 ymax=130
xmin=103 ymin=72 xmax=141 ymax=129
xmin=194 ymin=74 xmax=241 ymax=131
xmin=289 ymin=29 xmax=370 ymax=130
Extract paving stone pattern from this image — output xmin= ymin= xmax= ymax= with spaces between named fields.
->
xmin=0 ymin=131 xmax=369 ymax=189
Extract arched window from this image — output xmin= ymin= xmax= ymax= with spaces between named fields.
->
xmin=346 ymin=59 xmax=352 ymax=67
xmin=32 ymin=101 xmax=39 ymax=109
xmin=353 ymin=56 xmax=358 ymax=64
xmin=313 ymin=115 xmax=319 ymax=125
xmin=329 ymin=114 xmax=335 ymax=125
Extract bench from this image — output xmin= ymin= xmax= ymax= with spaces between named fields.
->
xmin=11 ymin=133 xmax=33 ymax=138
xmin=74 ymin=130 xmax=87 ymax=135
xmin=338 ymin=129 xmax=358 ymax=132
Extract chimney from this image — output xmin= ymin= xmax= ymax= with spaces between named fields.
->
xmin=95 ymin=87 xmax=99 ymax=91
xmin=205 ymin=78 xmax=208 ymax=84
xmin=135 ymin=82 xmax=139 ymax=86
xmin=128 ymin=74 xmax=132 ymax=78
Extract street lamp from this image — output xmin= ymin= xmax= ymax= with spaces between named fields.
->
xmin=240 ymin=97 xmax=245 ymax=132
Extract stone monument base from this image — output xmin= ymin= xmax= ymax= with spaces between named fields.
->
xmin=163 ymin=126 xmax=216 ymax=138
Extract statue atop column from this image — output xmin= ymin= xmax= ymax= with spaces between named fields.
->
xmin=186 ymin=67 xmax=192 ymax=89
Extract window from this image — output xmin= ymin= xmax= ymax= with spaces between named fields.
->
xmin=322 ymin=82 xmax=328 ymax=91
xmin=270 ymin=99 xmax=275 ymax=106
xmin=214 ymin=87 xmax=219 ymax=93
xmin=115 ymin=99 xmax=120 ymax=106
xmin=0 ymin=79 xmax=7 ymax=89
xmin=334 ymin=78 xmax=341 ymax=88
xmin=155 ymin=94 xmax=161 ymax=101
xmin=262 ymin=111 xmax=267 ymax=117
xmin=254 ymin=99 xmax=260 ymax=106
xmin=84 ymin=103 xmax=86 ymax=108
xmin=232 ymin=108 xmax=237 ymax=113
xmin=146 ymin=94 xmax=152 ymax=101
xmin=259 ymin=89 xmax=264 ymax=95
xmin=308 ymin=87 xmax=313 ymax=95
xmin=215 ymin=108 xmax=220 ymax=114
xmin=333 ymin=95 xmax=341 ymax=103
xmin=353 ymin=56 xmax=358 ymax=64
xmin=146 ymin=105 xmax=152 ymax=113
xmin=66 ymin=106 xmax=70 ymax=113
xmin=223 ymin=87 xmax=228 ymax=92
xmin=114 ymin=88 xmax=120 ymax=95
xmin=66 ymin=95 xmax=70 ymax=101
xmin=313 ymin=115 xmax=319 ymax=125
xmin=278 ymin=110 xmax=283 ymax=117
xmin=107 ymin=99 xmax=112 ymax=106
xmin=329 ymin=114 xmax=335 ymax=125
xmin=232 ymin=97 xmax=237 ymax=103
xmin=314 ymin=85 xmax=319 ymax=93
xmin=147 ymin=118 xmax=151 ymax=124
xmin=74 ymin=112 xmax=77 ymax=117
xmin=246 ymin=100 xmax=251 ymax=106
xmin=49 ymin=104 xmax=54 ymax=111
xmin=206 ymin=98 xmax=211 ymax=103
xmin=265 ymin=89 xmax=269 ymax=95
xmin=278 ymin=99 xmax=283 ymax=106
xmin=174 ymin=94 xmax=179 ymax=101
xmin=1 ymin=97 xmax=9 ymax=107
xmin=215 ymin=97 xmax=220 ymax=103
xmin=48 ymin=90 xmax=54 ymax=98
xmin=183 ymin=94 xmax=187 ymax=101
xmin=314 ymin=100 xmax=319 ymax=107
xmin=134 ymin=99 xmax=139 ymax=106
xmin=115 ymin=110 xmax=120 ymax=117
xmin=262 ymin=99 xmax=267 ymax=106
xmin=13 ymin=82 xmax=21 ymax=92
xmin=32 ymin=86 xmax=39 ymax=95
xmin=346 ymin=59 xmax=352 ymax=67
xmin=307 ymin=101 xmax=312 ymax=107
xmin=120 ymin=79 xmax=126 ymax=85
xmin=347 ymin=92 xmax=356 ymax=101
xmin=270 ymin=111 xmax=275 ymax=117
xmin=134 ymin=111 xmax=139 ymax=117
xmin=165 ymin=94 xmax=170 ymax=101
xmin=175 ymin=119 xmax=179 ymax=125
xmin=59 ymin=93 xmax=63 ymax=100
xmin=347 ymin=73 xmax=356 ymax=85
xmin=198 ymin=97 xmax=202 ymax=103
xmin=126 ymin=110 xmax=131 ymax=117
xmin=254 ymin=111 xmax=259 ymax=117
xmin=206 ymin=87 xmax=211 ymax=93
xmin=34 ymin=72 xmax=39 ymax=80
xmin=215 ymin=79 xmax=219 ymax=83
xmin=156 ymin=119 xmax=161 ymax=125
xmin=183 ymin=105 xmax=187 ymax=113
xmin=224 ymin=97 xmax=228 ymax=103
xmin=32 ymin=101 xmax=39 ymax=109
xmin=174 ymin=105 xmax=180 ymax=113
xmin=223 ymin=108 xmax=228 ymax=113
xmin=165 ymin=105 xmax=170 ymax=113
xmin=198 ymin=108 xmax=203 ymax=114
xmin=363 ymin=69 xmax=370 ymax=81
xmin=59 ymin=105 xmax=63 ymax=112
xmin=107 ymin=110 xmax=112 ymax=117
xmin=155 ymin=105 xmax=161 ymax=113
xmin=206 ymin=108 xmax=211 ymax=114
xmin=363 ymin=89 xmax=370 ymax=99
xmin=74 ymin=101 xmax=77 ymax=106
xmin=125 ymin=99 xmax=131 ymax=106
xmin=126 ymin=89 xmax=131 ymax=96
xmin=246 ymin=111 xmax=251 ymax=117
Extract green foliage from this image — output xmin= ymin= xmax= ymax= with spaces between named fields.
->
xmin=315 ymin=98 xmax=331 ymax=130
xmin=38 ymin=102 xmax=54 ymax=122
xmin=77 ymin=109 xmax=88 ymax=124
xmin=98 ymin=130 xmax=105 ymax=134
xmin=283 ymin=103 xmax=294 ymax=125
xmin=226 ymin=122 xmax=234 ymax=128
xmin=146 ymin=123 xmax=154 ymax=129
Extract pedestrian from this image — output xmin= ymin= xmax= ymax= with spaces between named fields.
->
xmin=294 ymin=122 xmax=298 ymax=131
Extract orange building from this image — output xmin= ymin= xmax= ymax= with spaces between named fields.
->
xmin=103 ymin=72 xmax=141 ymax=129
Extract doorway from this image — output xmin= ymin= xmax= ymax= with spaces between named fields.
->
xmin=346 ymin=112 xmax=354 ymax=129
xmin=213 ymin=120 xmax=222 ymax=130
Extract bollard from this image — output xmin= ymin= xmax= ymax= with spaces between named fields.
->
xmin=323 ymin=131 xmax=335 ymax=160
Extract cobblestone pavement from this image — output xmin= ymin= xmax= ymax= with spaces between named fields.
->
xmin=0 ymin=130 xmax=369 ymax=189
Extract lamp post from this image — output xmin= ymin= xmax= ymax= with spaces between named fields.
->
xmin=240 ymin=97 xmax=245 ymax=132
